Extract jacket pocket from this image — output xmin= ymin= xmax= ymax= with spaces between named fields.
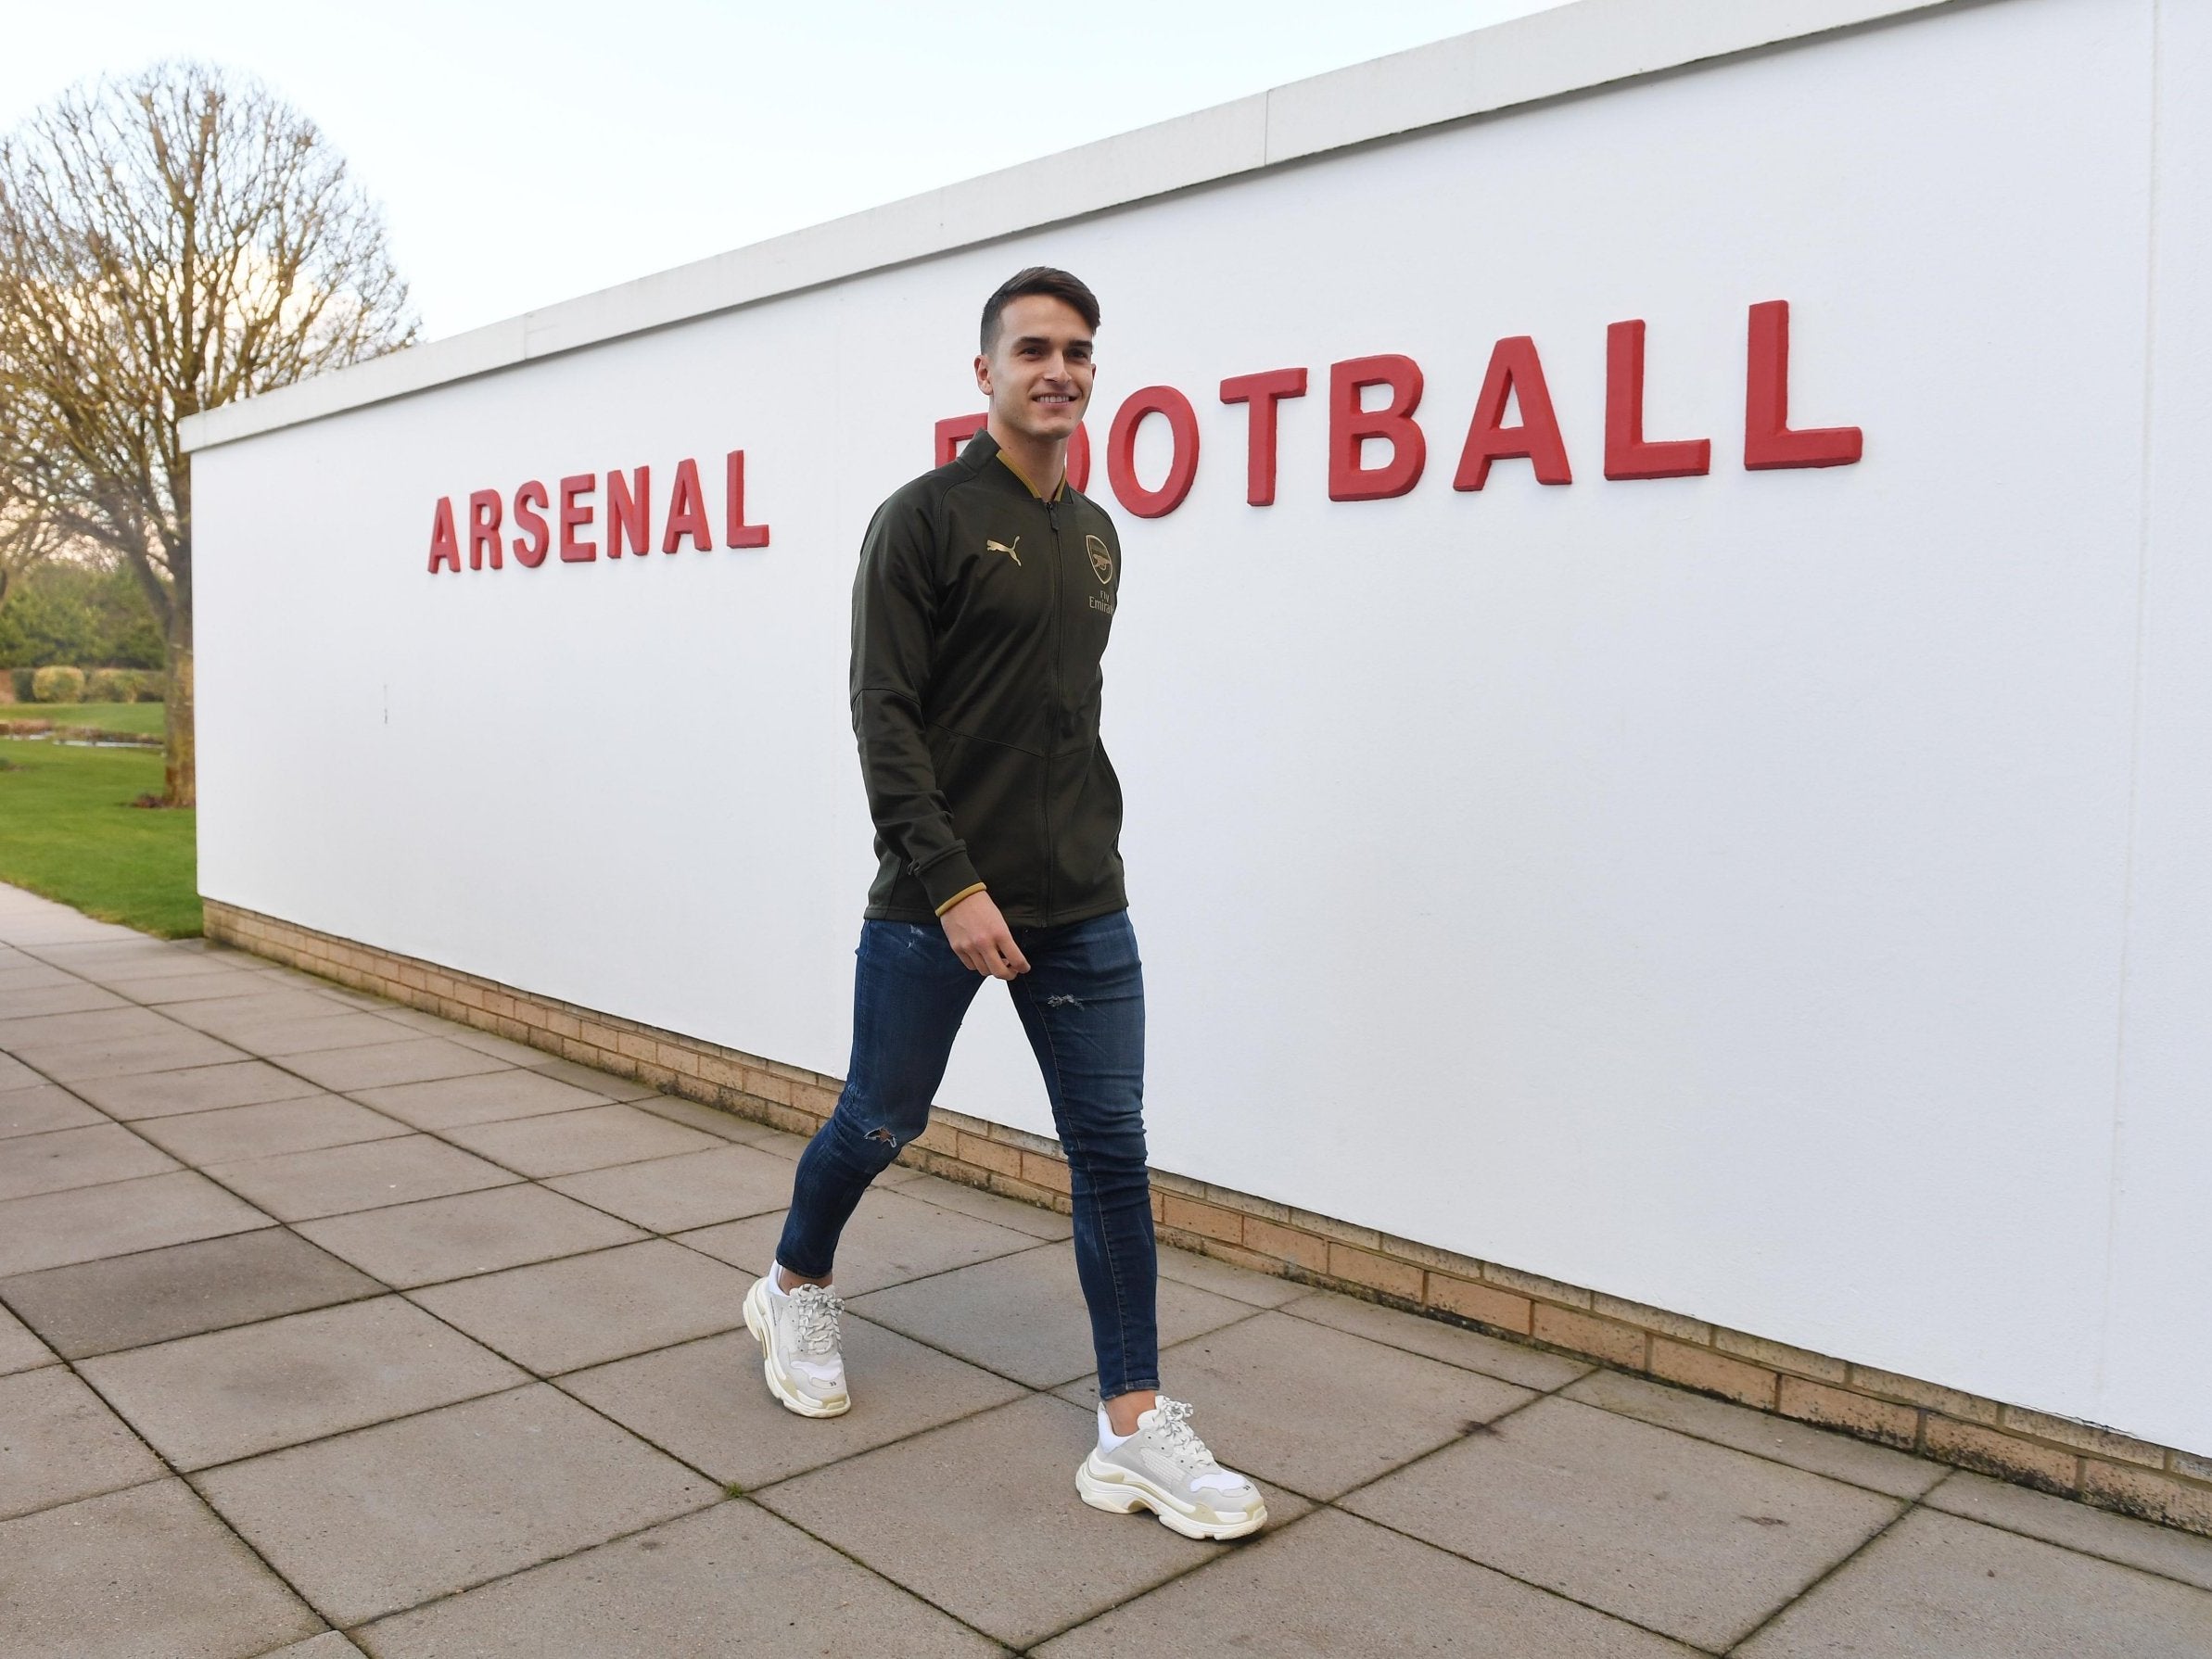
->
xmin=927 ymin=725 xmax=1049 ymax=912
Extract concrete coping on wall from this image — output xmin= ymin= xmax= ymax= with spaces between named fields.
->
xmin=178 ymin=0 xmax=1955 ymax=455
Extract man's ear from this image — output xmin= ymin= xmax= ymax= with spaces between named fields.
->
xmin=973 ymin=352 xmax=992 ymax=395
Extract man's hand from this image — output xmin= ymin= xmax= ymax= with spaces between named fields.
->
xmin=940 ymin=890 xmax=1030 ymax=979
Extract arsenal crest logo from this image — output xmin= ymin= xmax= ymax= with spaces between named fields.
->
xmin=1086 ymin=535 xmax=1113 ymax=585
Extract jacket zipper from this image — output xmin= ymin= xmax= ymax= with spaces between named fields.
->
xmin=1044 ymin=495 xmax=1062 ymax=923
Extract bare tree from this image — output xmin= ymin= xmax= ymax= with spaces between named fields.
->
xmin=0 ymin=60 xmax=416 ymax=803
xmin=0 ymin=498 xmax=63 ymax=616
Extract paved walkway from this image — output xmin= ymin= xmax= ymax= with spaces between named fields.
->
xmin=2 ymin=884 xmax=2210 ymax=1656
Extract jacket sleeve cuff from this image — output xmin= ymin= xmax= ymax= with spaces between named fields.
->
xmin=915 ymin=848 xmax=985 ymax=914
xmin=932 ymin=881 xmax=988 ymax=918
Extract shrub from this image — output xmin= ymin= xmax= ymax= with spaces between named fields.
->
xmin=31 ymin=665 xmax=85 ymax=703
xmin=6 ymin=667 xmax=31 ymax=703
xmin=133 ymin=670 xmax=166 ymax=703
xmin=85 ymin=667 xmax=136 ymax=703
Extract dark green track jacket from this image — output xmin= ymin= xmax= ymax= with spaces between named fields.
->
xmin=851 ymin=428 xmax=1127 ymax=927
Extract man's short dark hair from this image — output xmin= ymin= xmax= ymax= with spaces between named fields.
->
xmin=981 ymin=267 xmax=1100 ymax=354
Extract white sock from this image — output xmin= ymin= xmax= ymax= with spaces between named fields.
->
xmin=1097 ymin=1405 xmax=1134 ymax=1452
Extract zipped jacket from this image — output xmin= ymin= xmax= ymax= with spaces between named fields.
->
xmin=851 ymin=427 xmax=1126 ymax=927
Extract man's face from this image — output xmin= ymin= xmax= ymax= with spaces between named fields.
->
xmin=975 ymin=295 xmax=1095 ymax=443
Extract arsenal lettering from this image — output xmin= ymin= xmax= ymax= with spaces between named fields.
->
xmin=426 ymin=301 xmax=1861 ymax=574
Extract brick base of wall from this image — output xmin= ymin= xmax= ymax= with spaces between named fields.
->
xmin=205 ymin=897 xmax=2212 ymax=1539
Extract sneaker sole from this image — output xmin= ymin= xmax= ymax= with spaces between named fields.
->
xmin=1074 ymin=1455 xmax=1265 ymax=1541
xmin=744 ymin=1278 xmax=850 ymax=1419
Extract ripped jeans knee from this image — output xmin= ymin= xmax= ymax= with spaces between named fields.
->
xmin=831 ymin=1095 xmax=923 ymax=1171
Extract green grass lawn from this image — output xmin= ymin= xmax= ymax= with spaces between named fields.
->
xmin=0 ymin=737 xmax=199 ymax=937
xmin=0 ymin=700 xmax=167 ymax=736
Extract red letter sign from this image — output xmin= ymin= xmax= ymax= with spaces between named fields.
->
xmin=726 ymin=450 xmax=769 ymax=548
xmin=935 ymin=413 xmax=987 ymax=466
xmin=559 ymin=475 xmax=598 ymax=562
xmin=606 ymin=466 xmax=651 ymax=558
xmin=1328 ymin=356 xmax=1426 ymax=501
xmin=511 ymin=481 xmax=550 ymax=567
xmin=1744 ymin=299 xmax=1862 ymax=470
xmin=426 ymin=497 xmax=461 ymax=573
xmin=1454 ymin=336 xmax=1572 ymax=490
xmin=1106 ymin=386 xmax=1201 ymax=519
xmin=662 ymin=458 xmax=711 ymax=552
xmin=1220 ymin=367 xmax=1307 ymax=506
xmin=466 ymin=489 xmax=504 ymax=570
xmin=1605 ymin=321 xmax=1710 ymax=481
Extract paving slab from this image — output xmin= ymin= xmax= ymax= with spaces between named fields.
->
xmin=38 ymin=942 xmax=246 ymax=981
xmin=1567 ymin=1367 xmax=1950 ymax=1501
xmin=81 ymin=1294 xmax=528 ymax=1470
xmin=1340 ymin=1394 xmax=1902 ymax=1651
xmin=544 ymin=1142 xmax=798 ymax=1232
xmin=718 ymin=1121 xmax=825 ymax=1166
xmin=0 ymin=1364 xmax=167 ymax=1519
xmin=0 ymin=1169 xmax=272 ymax=1276
xmin=0 ymin=1002 xmax=178 ymax=1048
xmin=679 ymin=1185 xmax=1048 ymax=1296
xmin=1151 ymin=1241 xmax=1310 ymax=1308
xmin=219 ymin=1010 xmax=426 ymax=1057
xmin=71 ymin=1058 xmax=324 ymax=1118
xmin=409 ymin=1236 xmax=751 ymax=1374
xmin=563 ymin=1318 xmax=1028 ymax=1489
xmin=524 ymin=1053 xmax=665 ymax=1100
xmin=346 ymin=1067 xmax=614 ymax=1131
xmin=0 ymin=1479 xmax=324 ymax=1659
xmin=0 ymin=1081 xmax=107 ymax=1137
xmin=851 ymin=1243 xmax=1256 ymax=1387
xmin=0 ymin=961 xmax=79 ymax=994
xmin=356 ymin=1495 xmax=999 ymax=1658
xmin=1036 ymin=1504 xmax=1699 ymax=1659
xmin=297 ymin=1183 xmax=647 ymax=1288
xmin=0 ymin=1121 xmax=182 ymax=1200
xmin=630 ymin=1091 xmax=782 ymax=1138
xmin=1056 ymin=1309 xmax=1533 ymax=1501
xmin=1736 ymin=1504 xmax=2212 ymax=1656
xmin=895 ymin=1170 xmax=1074 ymax=1238
xmin=1281 ymin=1286 xmax=1595 ymax=1392
xmin=197 ymin=1384 xmax=718 ymax=1628
xmin=265 ymin=1635 xmax=365 ymax=1657
xmin=12 ymin=1027 xmax=254 ymax=1080
xmin=102 ymin=967 xmax=289 ymax=1004
xmin=131 ymin=1094 xmax=411 ymax=1163
xmin=279 ymin=1037 xmax=513 ymax=1092
xmin=205 ymin=1133 xmax=519 ymax=1222
xmin=758 ymin=1391 xmax=1309 ymax=1649
xmin=439 ymin=1103 xmax=724 ymax=1177
xmin=1926 ymin=1468 xmax=2212 ymax=1593
xmin=0 ymin=980 xmax=129 ymax=1018
xmin=0 ymin=1051 xmax=41 ymax=1090
xmin=2 ymin=1227 xmax=384 ymax=1359
xmin=438 ymin=1025 xmax=556 ymax=1065
xmin=0 ymin=1301 xmax=54 ymax=1374
xmin=166 ymin=989 xmax=370 ymax=1037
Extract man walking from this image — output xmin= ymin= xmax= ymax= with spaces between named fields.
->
xmin=743 ymin=267 xmax=1266 ymax=1541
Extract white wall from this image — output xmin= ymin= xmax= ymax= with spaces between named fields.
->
xmin=192 ymin=0 xmax=2211 ymax=1454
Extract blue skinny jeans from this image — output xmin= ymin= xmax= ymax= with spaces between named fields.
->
xmin=775 ymin=908 xmax=1159 ymax=1400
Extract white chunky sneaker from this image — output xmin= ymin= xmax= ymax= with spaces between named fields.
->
xmin=1075 ymin=1396 xmax=1267 ymax=1540
xmin=744 ymin=1272 xmax=849 ymax=1418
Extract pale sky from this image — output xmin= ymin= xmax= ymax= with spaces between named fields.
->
xmin=2 ymin=1 xmax=1570 ymax=341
